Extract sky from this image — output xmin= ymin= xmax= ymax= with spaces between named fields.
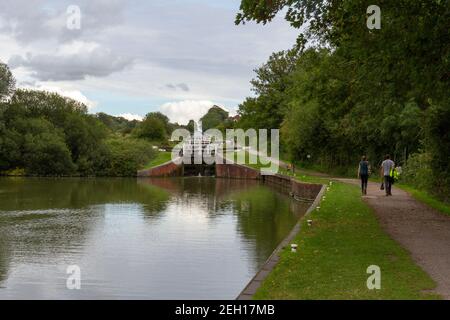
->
xmin=0 ymin=0 xmax=298 ymax=124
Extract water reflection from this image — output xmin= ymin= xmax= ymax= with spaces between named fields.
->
xmin=0 ymin=177 xmax=309 ymax=299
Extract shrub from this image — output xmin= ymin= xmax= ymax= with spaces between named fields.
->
xmin=401 ymin=152 xmax=434 ymax=192
xmin=101 ymin=137 xmax=156 ymax=176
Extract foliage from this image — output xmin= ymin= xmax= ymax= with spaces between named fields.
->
xmin=96 ymin=112 xmax=139 ymax=135
xmin=100 ymin=137 xmax=156 ymax=176
xmin=200 ymin=106 xmax=229 ymax=131
xmin=235 ymin=0 xmax=450 ymax=199
xmin=401 ymin=152 xmax=434 ymax=192
xmin=238 ymin=49 xmax=299 ymax=130
xmin=0 ymin=85 xmax=158 ymax=177
xmin=132 ymin=112 xmax=168 ymax=142
xmin=0 ymin=61 xmax=15 ymax=100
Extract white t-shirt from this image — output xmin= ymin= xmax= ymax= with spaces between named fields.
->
xmin=381 ymin=159 xmax=395 ymax=176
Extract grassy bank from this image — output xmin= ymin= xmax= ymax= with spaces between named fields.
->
xmin=142 ymin=151 xmax=172 ymax=170
xmin=254 ymin=181 xmax=440 ymax=300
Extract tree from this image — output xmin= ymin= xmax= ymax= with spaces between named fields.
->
xmin=0 ymin=62 xmax=15 ymax=100
xmin=100 ymin=137 xmax=156 ymax=176
xmin=19 ymin=118 xmax=75 ymax=175
xmin=133 ymin=113 xmax=167 ymax=141
xmin=0 ymin=70 xmax=162 ymax=177
xmin=96 ymin=112 xmax=139 ymax=135
xmin=237 ymin=50 xmax=299 ymax=130
xmin=187 ymin=120 xmax=196 ymax=134
xmin=235 ymin=0 xmax=450 ymax=197
xmin=200 ymin=106 xmax=229 ymax=131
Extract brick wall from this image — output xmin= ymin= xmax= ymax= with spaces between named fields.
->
xmin=215 ymin=163 xmax=261 ymax=180
xmin=215 ymin=163 xmax=322 ymax=201
xmin=291 ymin=180 xmax=323 ymax=200
xmin=137 ymin=161 xmax=183 ymax=177
xmin=138 ymin=161 xmax=322 ymax=201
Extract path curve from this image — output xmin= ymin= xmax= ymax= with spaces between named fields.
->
xmin=337 ymin=178 xmax=450 ymax=299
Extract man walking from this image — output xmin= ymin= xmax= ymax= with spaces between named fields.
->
xmin=381 ymin=154 xmax=395 ymax=196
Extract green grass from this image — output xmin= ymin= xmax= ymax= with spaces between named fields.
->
xmin=142 ymin=151 xmax=172 ymax=169
xmin=397 ymin=184 xmax=450 ymax=217
xmin=254 ymin=181 xmax=440 ymax=300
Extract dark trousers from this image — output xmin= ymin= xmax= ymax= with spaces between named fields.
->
xmin=360 ymin=174 xmax=368 ymax=193
xmin=384 ymin=175 xmax=392 ymax=195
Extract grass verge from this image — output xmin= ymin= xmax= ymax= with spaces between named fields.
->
xmin=142 ymin=151 xmax=172 ymax=170
xmin=397 ymin=184 xmax=450 ymax=217
xmin=254 ymin=181 xmax=440 ymax=300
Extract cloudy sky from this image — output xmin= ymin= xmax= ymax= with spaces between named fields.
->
xmin=0 ymin=0 xmax=298 ymax=124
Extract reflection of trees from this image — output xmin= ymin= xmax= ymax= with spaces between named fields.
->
xmin=0 ymin=177 xmax=170 ymax=213
xmin=0 ymin=176 xmax=310 ymax=283
xmin=0 ymin=177 xmax=172 ymax=280
xmin=228 ymin=187 xmax=311 ymax=268
xmin=140 ymin=177 xmax=309 ymax=269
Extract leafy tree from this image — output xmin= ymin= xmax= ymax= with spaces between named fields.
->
xmin=96 ymin=112 xmax=139 ymax=135
xmin=19 ymin=118 xmax=75 ymax=175
xmin=200 ymin=106 xmax=229 ymax=131
xmin=101 ymin=137 xmax=156 ymax=176
xmin=238 ymin=49 xmax=299 ymax=130
xmin=236 ymin=0 xmax=450 ymax=198
xmin=0 ymin=62 xmax=15 ymax=100
xmin=132 ymin=113 xmax=167 ymax=142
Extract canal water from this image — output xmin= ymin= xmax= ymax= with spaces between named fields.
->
xmin=0 ymin=177 xmax=309 ymax=299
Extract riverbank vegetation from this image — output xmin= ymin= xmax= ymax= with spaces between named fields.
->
xmin=235 ymin=0 xmax=449 ymax=201
xmin=0 ymin=63 xmax=178 ymax=177
xmin=254 ymin=180 xmax=439 ymax=300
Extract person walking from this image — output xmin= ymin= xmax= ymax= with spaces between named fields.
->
xmin=380 ymin=154 xmax=395 ymax=196
xmin=358 ymin=156 xmax=370 ymax=195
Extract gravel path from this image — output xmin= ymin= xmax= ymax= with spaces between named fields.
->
xmin=338 ymin=178 xmax=450 ymax=299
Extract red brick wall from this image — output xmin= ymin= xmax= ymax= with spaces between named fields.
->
xmin=291 ymin=180 xmax=323 ymax=200
xmin=137 ymin=161 xmax=183 ymax=177
xmin=215 ymin=163 xmax=261 ymax=180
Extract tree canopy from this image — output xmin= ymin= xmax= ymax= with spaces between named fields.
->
xmin=0 ymin=62 xmax=15 ymax=100
xmin=200 ymin=106 xmax=230 ymax=131
xmin=236 ymin=0 xmax=450 ymax=199
xmin=0 ymin=84 xmax=156 ymax=176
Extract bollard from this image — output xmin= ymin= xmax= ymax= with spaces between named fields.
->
xmin=291 ymin=244 xmax=298 ymax=253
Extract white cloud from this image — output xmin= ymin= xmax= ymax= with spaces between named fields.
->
xmin=159 ymin=100 xmax=224 ymax=125
xmin=8 ymin=41 xmax=133 ymax=81
xmin=0 ymin=1 xmax=299 ymax=116
xmin=118 ymin=113 xmax=143 ymax=121
xmin=19 ymin=83 xmax=98 ymax=110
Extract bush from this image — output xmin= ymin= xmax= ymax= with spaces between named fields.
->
xmin=20 ymin=118 xmax=76 ymax=175
xmin=132 ymin=113 xmax=167 ymax=142
xmin=401 ymin=152 xmax=434 ymax=192
xmin=101 ymin=137 xmax=156 ymax=176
